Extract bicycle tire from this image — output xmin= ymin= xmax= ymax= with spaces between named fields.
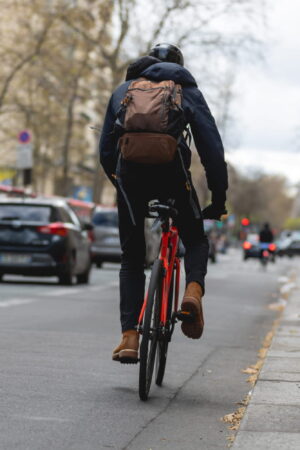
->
xmin=139 ymin=259 xmax=163 ymax=401
xmin=155 ymin=272 xmax=174 ymax=386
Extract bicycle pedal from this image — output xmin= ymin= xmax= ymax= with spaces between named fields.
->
xmin=176 ymin=310 xmax=195 ymax=323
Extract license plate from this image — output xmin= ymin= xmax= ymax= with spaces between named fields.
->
xmin=0 ymin=253 xmax=31 ymax=264
xmin=104 ymin=237 xmax=120 ymax=245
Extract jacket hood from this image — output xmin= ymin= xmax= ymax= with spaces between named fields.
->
xmin=140 ymin=62 xmax=197 ymax=87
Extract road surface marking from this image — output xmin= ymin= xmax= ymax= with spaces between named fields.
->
xmin=12 ymin=415 xmax=70 ymax=423
xmin=45 ymin=288 xmax=81 ymax=297
xmin=89 ymin=281 xmax=119 ymax=292
xmin=45 ymin=282 xmax=118 ymax=296
xmin=0 ymin=298 xmax=35 ymax=308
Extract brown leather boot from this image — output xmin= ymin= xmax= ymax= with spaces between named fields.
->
xmin=181 ymin=282 xmax=204 ymax=339
xmin=112 ymin=330 xmax=139 ymax=364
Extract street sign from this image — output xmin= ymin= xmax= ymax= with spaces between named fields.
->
xmin=72 ymin=186 xmax=93 ymax=202
xmin=17 ymin=144 xmax=33 ymax=169
xmin=18 ymin=130 xmax=31 ymax=144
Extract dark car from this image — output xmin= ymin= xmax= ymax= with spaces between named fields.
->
xmin=0 ymin=197 xmax=92 ymax=285
xmin=91 ymin=206 xmax=160 ymax=268
xmin=243 ymin=233 xmax=276 ymax=261
xmin=243 ymin=233 xmax=260 ymax=260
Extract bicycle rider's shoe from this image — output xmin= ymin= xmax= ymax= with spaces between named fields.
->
xmin=181 ymin=282 xmax=204 ymax=339
xmin=112 ymin=330 xmax=139 ymax=364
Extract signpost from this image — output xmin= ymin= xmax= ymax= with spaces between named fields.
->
xmin=17 ymin=131 xmax=33 ymax=186
xmin=16 ymin=144 xmax=33 ymax=169
xmin=18 ymin=130 xmax=31 ymax=144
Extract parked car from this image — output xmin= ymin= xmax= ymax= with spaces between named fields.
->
xmin=277 ymin=231 xmax=300 ymax=257
xmin=66 ymin=198 xmax=95 ymax=225
xmin=91 ymin=206 xmax=160 ymax=267
xmin=0 ymin=184 xmax=36 ymax=198
xmin=0 ymin=197 xmax=92 ymax=284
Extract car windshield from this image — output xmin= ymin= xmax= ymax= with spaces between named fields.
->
xmin=0 ymin=204 xmax=53 ymax=222
xmin=92 ymin=211 xmax=118 ymax=227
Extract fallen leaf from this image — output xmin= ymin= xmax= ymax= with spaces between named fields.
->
xmin=268 ymin=302 xmax=285 ymax=312
xmin=247 ymin=374 xmax=258 ymax=385
xmin=242 ymin=367 xmax=257 ymax=374
xmin=250 ymin=360 xmax=263 ymax=371
xmin=222 ymin=413 xmax=235 ymax=423
xmin=258 ymin=348 xmax=268 ymax=359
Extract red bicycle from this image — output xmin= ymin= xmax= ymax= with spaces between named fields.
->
xmin=137 ymin=200 xmax=193 ymax=401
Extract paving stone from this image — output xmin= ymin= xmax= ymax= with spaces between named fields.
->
xmin=233 ymin=431 xmax=300 ymax=449
xmin=272 ymin=335 xmax=300 ymax=347
xmin=250 ymin=380 xmax=300 ymax=405
xmin=234 ymin=288 xmax=300 ymax=449
xmin=280 ymin=320 xmax=300 ymax=327
xmin=276 ymin=326 xmax=300 ymax=337
xmin=283 ymin=312 xmax=300 ymax=321
xmin=260 ymin=357 xmax=300 ymax=382
xmin=240 ymin=404 xmax=300 ymax=432
xmin=268 ymin=348 xmax=300 ymax=358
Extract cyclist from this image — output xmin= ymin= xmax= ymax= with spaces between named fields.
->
xmin=259 ymin=222 xmax=274 ymax=244
xmin=99 ymin=43 xmax=228 ymax=363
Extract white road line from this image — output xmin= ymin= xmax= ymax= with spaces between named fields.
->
xmin=45 ymin=281 xmax=119 ymax=296
xmin=12 ymin=415 xmax=70 ymax=423
xmin=45 ymin=288 xmax=81 ymax=297
xmin=89 ymin=281 xmax=119 ymax=292
xmin=0 ymin=282 xmax=119 ymax=306
xmin=0 ymin=298 xmax=36 ymax=308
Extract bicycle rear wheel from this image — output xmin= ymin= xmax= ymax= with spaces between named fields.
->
xmin=139 ymin=259 xmax=163 ymax=401
xmin=155 ymin=272 xmax=174 ymax=386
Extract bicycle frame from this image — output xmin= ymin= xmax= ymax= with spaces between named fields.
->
xmin=138 ymin=224 xmax=181 ymax=329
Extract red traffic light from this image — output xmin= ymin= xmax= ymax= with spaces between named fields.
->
xmin=241 ymin=218 xmax=250 ymax=226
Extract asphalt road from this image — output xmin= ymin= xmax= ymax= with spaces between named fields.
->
xmin=0 ymin=250 xmax=294 ymax=450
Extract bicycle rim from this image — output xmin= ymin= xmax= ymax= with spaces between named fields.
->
xmin=139 ymin=259 xmax=162 ymax=401
xmin=155 ymin=272 xmax=174 ymax=386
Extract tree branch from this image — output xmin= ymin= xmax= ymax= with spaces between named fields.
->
xmin=0 ymin=19 xmax=53 ymax=110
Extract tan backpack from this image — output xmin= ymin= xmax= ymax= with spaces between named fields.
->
xmin=118 ymin=78 xmax=184 ymax=164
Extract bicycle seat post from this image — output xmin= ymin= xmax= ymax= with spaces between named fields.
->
xmin=148 ymin=200 xmax=178 ymax=232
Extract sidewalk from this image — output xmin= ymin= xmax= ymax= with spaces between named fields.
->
xmin=232 ymin=277 xmax=300 ymax=449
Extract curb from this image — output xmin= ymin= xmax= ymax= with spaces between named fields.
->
xmin=232 ymin=277 xmax=300 ymax=449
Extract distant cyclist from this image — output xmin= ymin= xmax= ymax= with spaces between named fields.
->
xmin=259 ymin=223 xmax=274 ymax=244
xmin=99 ymin=43 xmax=228 ymax=363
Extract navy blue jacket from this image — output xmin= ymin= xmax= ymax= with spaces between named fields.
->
xmin=99 ymin=62 xmax=228 ymax=199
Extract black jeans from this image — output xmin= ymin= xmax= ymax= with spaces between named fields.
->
xmin=117 ymin=161 xmax=209 ymax=332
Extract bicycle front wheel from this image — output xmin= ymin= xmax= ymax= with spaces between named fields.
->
xmin=139 ymin=259 xmax=163 ymax=401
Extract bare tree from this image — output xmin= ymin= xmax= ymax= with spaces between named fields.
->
xmin=228 ymin=165 xmax=293 ymax=229
xmin=0 ymin=0 xmax=267 ymax=201
xmin=0 ymin=0 xmax=113 ymax=196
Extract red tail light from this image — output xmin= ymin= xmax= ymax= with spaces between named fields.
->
xmin=37 ymin=222 xmax=68 ymax=237
xmin=88 ymin=230 xmax=95 ymax=242
xmin=268 ymin=243 xmax=276 ymax=251
xmin=243 ymin=241 xmax=252 ymax=250
xmin=263 ymin=250 xmax=269 ymax=257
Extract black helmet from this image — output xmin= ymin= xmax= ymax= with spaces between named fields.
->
xmin=149 ymin=43 xmax=184 ymax=66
